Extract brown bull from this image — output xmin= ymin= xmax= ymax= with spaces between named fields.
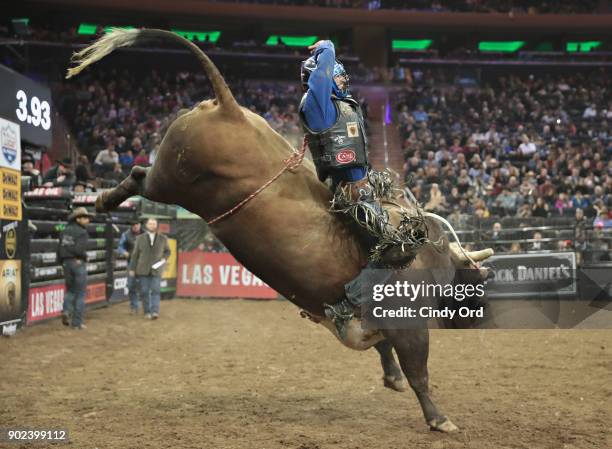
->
xmin=67 ymin=28 xmax=493 ymax=432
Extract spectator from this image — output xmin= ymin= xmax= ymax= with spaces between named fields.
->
xmin=119 ymin=149 xmax=134 ymax=168
xmin=133 ymin=149 xmax=150 ymax=166
xmin=517 ymin=134 xmax=536 ymax=157
xmin=532 ymin=197 xmax=549 ymax=218
xmin=94 ymin=145 xmax=119 ymax=177
xmin=412 ymin=104 xmax=428 ymax=123
xmin=554 ymin=192 xmax=572 ymax=215
xmin=42 ymin=158 xmax=76 ymax=188
xmin=509 ymin=242 xmax=523 ymax=253
xmin=21 ymin=153 xmax=42 ymax=188
xmin=531 ymin=231 xmax=544 ymax=251
xmin=106 ymin=163 xmax=126 ymax=184
xmin=75 ymin=155 xmax=93 ymax=183
xmin=593 ymin=209 xmax=612 ymax=229
xmin=129 ymin=218 xmax=170 ymax=320
xmin=424 ymin=183 xmax=447 ymax=212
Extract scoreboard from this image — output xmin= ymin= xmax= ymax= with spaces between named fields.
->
xmin=0 ymin=64 xmax=52 ymax=148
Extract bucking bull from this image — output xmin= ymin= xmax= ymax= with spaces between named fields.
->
xmin=67 ymin=29 xmax=493 ymax=432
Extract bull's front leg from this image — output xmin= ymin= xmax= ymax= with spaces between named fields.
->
xmin=96 ymin=166 xmax=149 ymax=212
xmin=383 ymin=328 xmax=458 ymax=432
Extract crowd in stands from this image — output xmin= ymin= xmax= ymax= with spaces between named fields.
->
xmin=391 ymin=68 xmax=611 ymax=256
xmin=13 ymin=26 xmax=609 ymax=258
xmin=211 ymin=0 xmax=599 ymax=13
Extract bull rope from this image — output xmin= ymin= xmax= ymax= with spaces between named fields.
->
xmin=206 ymin=136 xmax=307 ymax=226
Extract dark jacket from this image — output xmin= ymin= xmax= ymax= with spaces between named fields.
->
xmin=42 ymin=166 xmax=76 ymax=187
xmin=129 ymin=232 xmax=170 ymax=276
xmin=58 ymin=222 xmax=89 ymax=262
xmin=118 ymin=229 xmax=139 ymax=257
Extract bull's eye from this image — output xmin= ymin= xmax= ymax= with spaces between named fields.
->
xmin=213 ymin=99 xmax=218 ymax=106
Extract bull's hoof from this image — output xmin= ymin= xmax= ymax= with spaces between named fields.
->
xmin=383 ymin=375 xmax=406 ymax=392
xmin=428 ymin=416 xmax=458 ymax=433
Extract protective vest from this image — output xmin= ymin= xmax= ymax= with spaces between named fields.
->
xmin=299 ymin=94 xmax=368 ymax=182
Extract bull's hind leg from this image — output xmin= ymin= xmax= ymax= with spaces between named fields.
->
xmin=96 ymin=166 xmax=149 ymax=212
xmin=374 ymin=340 xmax=406 ymax=392
xmin=384 ymin=329 xmax=458 ymax=432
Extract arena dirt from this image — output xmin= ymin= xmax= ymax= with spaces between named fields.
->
xmin=1 ymin=299 xmax=610 ymax=449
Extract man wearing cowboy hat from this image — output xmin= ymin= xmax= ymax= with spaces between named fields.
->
xmin=21 ymin=153 xmax=42 ymax=188
xmin=42 ymin=158 xmax=76 ymax=188
xmin=59 ymin=207 xmax=94 ymax=329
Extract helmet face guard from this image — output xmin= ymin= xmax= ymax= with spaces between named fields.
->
xmin=332 ymin=60 xmax=350 ymax=95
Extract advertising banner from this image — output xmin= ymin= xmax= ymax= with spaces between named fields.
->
xmin=28 ymin=282 xmax=65 ymax=323
xmin=109 ymin=273 xmax=129 ymax=302
xmin=85 ymin=282 xmax=106 ymax=304
xmin=27 ymin=280 xmax=107 ymax=324
xmin=177 ymin=251 xmax=277 ymax=299
xmin=484 ymin=252 xmax=577 ymax=298
xmin=162 ymin=238 xmax=177 ymax=280
xmin=0 ymin=168 xmax=22 ymax=221
xmin=0 ymin=260 xmax=22 ymax=325
xmin=0 ymin=117 xmax=21 ymax=171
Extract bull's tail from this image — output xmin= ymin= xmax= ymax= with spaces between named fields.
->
xmin=66 ymin=28 xmax=241 ymax=116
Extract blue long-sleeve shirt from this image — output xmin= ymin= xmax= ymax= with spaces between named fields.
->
xmin=302 ymin=41 xmax=366 ymax=183
xmin=302 ymin=40 xmax=338 ymax=133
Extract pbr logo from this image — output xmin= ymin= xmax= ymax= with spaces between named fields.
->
xmin=336 ymin=149 xmax=356 ymax=164
xmin=1 ymin=125 xmax=18 ymax=166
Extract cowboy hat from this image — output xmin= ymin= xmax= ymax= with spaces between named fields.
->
xmin=57 ymin=157 xmax=73 ymax=169
xmin=68 ymin=207 xmax=95 ymax=221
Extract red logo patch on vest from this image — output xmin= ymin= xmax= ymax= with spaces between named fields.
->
xmin=336 ymin=149 xmax=356 ymax=164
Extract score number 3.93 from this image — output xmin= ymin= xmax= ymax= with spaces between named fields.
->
xmin=15 ymin=89 xmax=51 ymax=130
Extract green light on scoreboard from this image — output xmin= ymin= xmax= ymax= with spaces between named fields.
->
xmin=77 ymin=23 xmax=98 ymax=35
xmin=478 ymin=41 xmax=525 ymax=52
xmin=566 ymin=41 xmax=601 ymax=52
xmin=391 ymin=39 xmax=433 ymax=51
xmin=171 ymin=29 xmax=221 ymax=43
xmin=266 ymin=35 xmax=318 ymax=47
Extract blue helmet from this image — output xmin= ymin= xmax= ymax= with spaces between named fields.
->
xmin=301 ymin=56 xmax=350 ymax=96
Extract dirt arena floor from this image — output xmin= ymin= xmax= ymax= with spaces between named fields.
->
xmin=1 ymin=298 xmax=611 ymax=449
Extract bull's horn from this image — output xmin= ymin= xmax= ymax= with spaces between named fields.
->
xmin=66 ymin=28 xmax=242 ymax=117
xmin=466 ymin=248 xmax=494 ymax=262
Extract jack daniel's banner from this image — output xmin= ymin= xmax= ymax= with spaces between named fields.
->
xmin=483 ymin=252 xmax=576 ymax=298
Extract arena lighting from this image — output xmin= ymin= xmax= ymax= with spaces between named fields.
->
xmin=77 ymin=23 xmax=97 ymax=35
xmin=566 ymin=41 xmax=602 ymax=52
xmin=171 ymin=29 xmax=221 ymax=43
xmin=265 ymin=35 xmax=318 ymax=47
xmin=478 ymin=41 xmax=525 ymax=52
xmin=535 ymin=42 xmax=554 ymax=52
xmin=12 ymin=18 xmax=30 ymax=26
xmin=391 ymin=39 xmax=433 ymax=51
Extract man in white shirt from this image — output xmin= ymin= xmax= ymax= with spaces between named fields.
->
xmin=517 ymin=135 xmax=536 ymax=157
